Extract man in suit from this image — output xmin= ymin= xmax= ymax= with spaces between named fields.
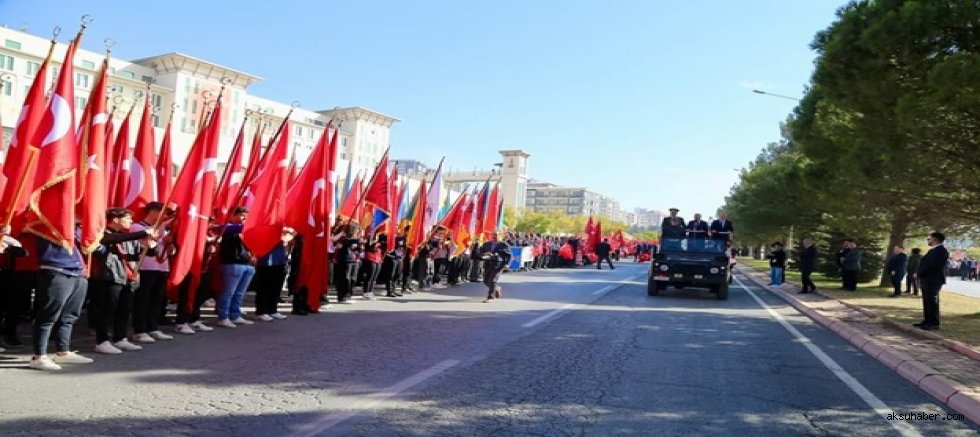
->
xmin=915 ymin=232 xmax=950 ymax=330
xmin=799 ymin=238 xmax=818 ymax=294
xmin=660 ymin=208 xmax=684 ymax=233
xmin=686 ymin=213 xmax=709 ymax=240
xmin=887 ymin=245 xmax=908 ymax=297
xmin=841 ymin=240 xmax=861 ymax=291
xmin=906 ymin=248 xmax=922 ymax=295
xmin=596 ymin=238 xmax=614 ymax=270
xmin=709 ymin=212 xmax=734 ymax=241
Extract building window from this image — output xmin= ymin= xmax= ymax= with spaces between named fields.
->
xmin=25 ymin=61 xmax=39 ymax=76
xmin=120 ymin=70 xmax=136 ymax=79
xmin=74 ymin=97 xmax=87 ymax=111
xmin=81 ymin=60 xmax=95 ymax=69
xmin=4 ymin=40 xmax=21 ymax=50
xmin=75 ymin=72 xmax=90 ymax=88
xmin=295 ymin=126 xmax=303 ymax=136
xmin=152 ymin=94 xmax=162 ymax=108
xmin=2 ymin=84 xmax=11 ymax=97
xmin=152 ymin=114 xmax=160 ymax=127
xmin=190 ymin=99 xmax=198 ymax=114
xmin=0 ymin=55 xmax=13 ymax=71
xmin=142 ymin=75 xmax=153 ymax=83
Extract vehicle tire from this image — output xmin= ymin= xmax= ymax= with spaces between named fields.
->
xmin=717 ymin=283 xmax=729 ymax=300
xmin=674 ymin=284 xmax=685 ymax=290
xmin=647 ymin=277 xmax=660 ymax=296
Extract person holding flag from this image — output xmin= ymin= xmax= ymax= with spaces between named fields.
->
xmin=215 ymin=206 xmax=257 ymax=328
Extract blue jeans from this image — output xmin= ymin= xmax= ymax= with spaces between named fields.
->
xmin=218 ymin=264 xmax=256 ymax=320
xmin=770 ymin=267 xmax=784 ymax=286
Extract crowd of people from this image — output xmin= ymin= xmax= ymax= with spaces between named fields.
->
xmin=0 ymin=203 xmax=608 ymax=372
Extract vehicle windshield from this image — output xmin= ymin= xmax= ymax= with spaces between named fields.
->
xmin=659 ymin=238 xmax=727 ymax=254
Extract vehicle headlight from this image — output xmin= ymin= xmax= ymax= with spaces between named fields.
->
xmin=710 ymin=268 xmax=720 ymax=274
xmin=659 ymin=265 xmax=669 ymax=272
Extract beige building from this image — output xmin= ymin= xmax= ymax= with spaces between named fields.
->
xmin=443 ymin=149 xmax=530 ymax=211
xmin=525 ymin=181 xmax=626 ymax=220
xmin=0 ymin=26 xmax=398 ymax=190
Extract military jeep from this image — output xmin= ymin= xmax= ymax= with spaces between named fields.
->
xmin=648 ymin=238 xmax=731 ymax=300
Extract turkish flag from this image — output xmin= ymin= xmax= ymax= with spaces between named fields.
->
xmin=362 ymin=151 xmax=391 ymax=214
xmin=0 ymin=41 xmax=54 ymax=227
xmin=285 ymin=125 xmax=337 ymax=310
xmin=24 ymin=36 xmax=80 ymax=250
xmin=125 ymin=97 xmax=157 ymax=212
xmin=242 ymin=125 xmax=264 ymax=188
xmin=77 ymin=57 xmax=110 ymax=254
xmin=108 ymin=107 xmax=133 ymax=208
xmin=385 ymin=167 xmax=401 ymax=250
xmin=338 ymin=171 xmax=362 ymax=221
xmin=583 ymin=216 xmax=597 ymax=253
xmin=242 ymin=121 xmax=291 ymax=258
xmin=214 ymin=122 xmax=247 ymax=218
xmin=167 ymin=101 xmax=223 ymax=304
xmin=156 ymin=118 xmax=173 ymax=202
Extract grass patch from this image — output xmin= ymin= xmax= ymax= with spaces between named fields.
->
xmin=740 ymin=258 xmax=980 ymax=348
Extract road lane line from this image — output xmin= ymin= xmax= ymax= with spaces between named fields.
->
xmin=290 ymin=359 xmax=461 ymax=437
xmin=524 ymin=275 xmax=641 ymax=328
xmin=733 ymin=276 xmax=921 ymax=437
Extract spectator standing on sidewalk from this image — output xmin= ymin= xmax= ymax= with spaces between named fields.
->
xmin=798 ymin=238 xmax=817 ymax=294
xmin=907 ymin=248 xmax=922 ymax=295
xmin=887 ymin=245 xmax=908 ymax=297
xmin=841 ymin=240 xmax=861 ymax=291
xmin=915 ymin=232 xmax=949 ymax=331
xmin=767 ymin=242 xmax=786 ymax=286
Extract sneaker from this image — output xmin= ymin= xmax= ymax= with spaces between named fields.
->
xmin=29 ymin=355 xmax=62 ymax=371
xmin=95 ymin=341 xmax=123 ymax=354
xmin=133 ymin=333 xmax=157 ymax=344
xmin=363 ymin=293 xmax=378 ymax=301
xmin=113 ymin=339 xmax=143 ymax=352
xmin=483 ymin=298 xmax=494 ymax=303
xmin=232 ymin=317 xmax=254 ymax=325
xmin=53 ymin=351 xmax=94 ymax=364
xmin=175 ymin=324 xmax=196 ymax=335
xmin=338 ymin=299 xmax=354 ymax=305
xmin=256 ymin=314 xmax=274 ymax=322
xmin=270 ymin=313 xmax=288 ymax=320
xmin=318 ymin=303 xmax=332 ymax=310
xmin=149 ymin=330 xmax=174 ymax=341
xmin=203 ymin=298 xmax=216 ymax=308
xmin=189 ymin=321 xmax=214 ymax=332
xmin=216 ymin=319 xmax=237 ymax=329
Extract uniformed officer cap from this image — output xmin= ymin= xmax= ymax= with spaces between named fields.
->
xmin=669 ymin=208 xmax=679 ymax=212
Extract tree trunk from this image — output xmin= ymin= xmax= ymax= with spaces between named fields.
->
xmin=879 ymin=215 xmax=909 ymax=287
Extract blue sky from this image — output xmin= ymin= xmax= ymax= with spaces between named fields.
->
xmin=1 ymin=0 xmax=843 ymax=218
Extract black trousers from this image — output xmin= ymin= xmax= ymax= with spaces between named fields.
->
xmin=801 ymin=270 xmax=816 ymax=293
xmin=255 ymin=265 xmax=287 ymax=315
xmin=401 ymin=254 xmax=413 ymax=291
xmin=841 ymin=270 xmax=858 ymax=291
xmin=906 ymin=274 xmax=919 ymax=294
xmin=335 ymin=262 xmax=358 ymax=301
xmin=597 ymin=255 xmax=614 ymax=269
xmin=91 ymin=280 xmax=133 ymax=344
xmin=386 ymin=261 xmax=403 ymax=295
xmin=176 ymin=273 xmax=212 ymax=324
xmin=921 ymin=279 xmax=942 ymax=326
xmin=33 ymin=270 xmax=87 ymax=356
xmin=433 ymin=258 xmax=449 ymax=284
xmin=362 ymin=261 xmax=380 ymax=295
xmin=890 ymin=274 xmax=904 ymax=296
xmin=483 ymin=263 xmax=503 ymax=298
xmin=1 ymin=270 xmax=35 ymax=337
xmin=469 ymin=258 xmax=482 ymax=281
xmin=133 ymin=270 xmax=168 ymax=334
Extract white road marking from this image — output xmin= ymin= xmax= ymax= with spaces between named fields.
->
xmin=524 ymin=275 xmax=641 ymax=328
xmin=290 ymin=359 xmax=460 ymax=437
xmin=733 ymin=276 xmax=921 ymax=437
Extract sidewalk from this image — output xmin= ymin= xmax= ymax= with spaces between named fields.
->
xmin=738 ymin=265 xmax=980 ymax=424
xmin=946 ymin=277 xmax=980 ymax=299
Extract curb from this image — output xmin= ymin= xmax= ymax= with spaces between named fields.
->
xmin=737 ymin=267 xmax=980 ymax=424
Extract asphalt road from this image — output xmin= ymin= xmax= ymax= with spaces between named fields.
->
xmin=0 ymin=262 xmax=976 ymax=436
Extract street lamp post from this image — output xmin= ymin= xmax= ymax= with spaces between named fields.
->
xmin=752 ymin=89 xmax=801 ymax=102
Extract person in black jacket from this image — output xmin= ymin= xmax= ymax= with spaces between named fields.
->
xmin=90 ymin=208 xmax=159 ymax=354
xmin=887 ymin=245 xmax=908 ymax=297
xmin=798 ymin=238 xmax=818 ymax=294
xmin=380 ymin=237 xmax=405 ymax=297
xmin=906 ymin=248 xmax=922 ymax=295
xmin=841 ymin=240 xmax=861 ymax=291
xmin=596 ymin=238 xmax=614 ymax=270
xmin=768 ymin=242 xmax=786 ymax=286
xmin=334 ymin=222 xmax=363 ymax=304
xmin=479 ymin=235 xmax=511 ymax=303
xmin=915 ymin=232 xmax=950 ymax=330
